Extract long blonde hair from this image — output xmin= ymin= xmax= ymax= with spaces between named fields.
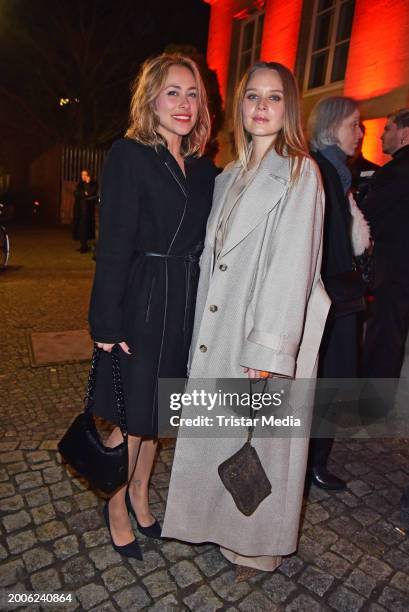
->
xmin=125 ymin=54 xmax=211 ymax=157
xmin=233 ymin=62 xmax=308 ymax=180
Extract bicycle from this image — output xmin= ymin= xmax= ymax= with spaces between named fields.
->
xmin=0 ymin=203 xmax=10 ymax=268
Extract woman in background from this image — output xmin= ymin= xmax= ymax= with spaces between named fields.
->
xmin=163 ymin=61 xmax=330 ymax=578
xmin=308 ymin=97 xmax=370 ymax=490
xmin=72 ymin=169 xmax=98 ymax=253
xmin=89 ymin=54 xmax=217 ymax=559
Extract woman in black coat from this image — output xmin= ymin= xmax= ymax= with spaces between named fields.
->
xmin=307 ymin=97 xmax=370 ymax=490
xmin=88 ymin=54 xmax=217 ymax=558
xmin=72 ymin=170 xmax=98 ymax=253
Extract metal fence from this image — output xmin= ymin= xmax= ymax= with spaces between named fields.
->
xmin=62 ymin=146 xmax=106 ymax=182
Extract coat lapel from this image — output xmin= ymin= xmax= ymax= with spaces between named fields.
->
xmin=220 ymin=149 xmax=290 ymax=257
xmin=155 ymin=145 xmax=188 ymax=199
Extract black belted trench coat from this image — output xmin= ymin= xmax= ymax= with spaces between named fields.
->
xmin=88 ymin=138 xmax=217 ymax=436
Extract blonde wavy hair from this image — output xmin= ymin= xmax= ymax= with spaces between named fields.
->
xmin=233 ymin=62 xmax=308 ymax=181
xmin=125 ymin=54 xmax=211 ymax=157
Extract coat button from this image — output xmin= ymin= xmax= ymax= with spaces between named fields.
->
xmin=209 ymin=305 xmax=218 ymax=312
xmin=219 ymin=263 xmax=227 ymax=271
xmin=199 ymin=344 xmax=207 ymax=353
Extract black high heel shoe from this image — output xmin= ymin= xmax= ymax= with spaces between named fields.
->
xmin=103 ymin=501 xmax=143 ymax=560
xmin=125 ymin=490 xmax=162 ymax=539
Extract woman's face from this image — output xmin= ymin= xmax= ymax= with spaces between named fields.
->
xmin=154 ymin=65 xmax=199 ymax=142
xmin=335 ymin=109 xmax=363 ymax=156
xmin=242 ymin=68 xmax=285 ymax=143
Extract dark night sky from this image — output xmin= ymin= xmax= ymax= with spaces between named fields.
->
xmin=0 ymin=0 xmax=211 ymax=177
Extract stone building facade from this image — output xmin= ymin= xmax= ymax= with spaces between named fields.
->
xmin=204 ymin=0 xmax=409 ymax=166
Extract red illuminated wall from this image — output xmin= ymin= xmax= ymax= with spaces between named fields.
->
xmin=344 ymin=0 xmax=409 ymax=164
xmin=260 ymin=0 xmax=303 ymax=69
xmin=344 ymin=0 xmax=409 ymax=100
xmin=205 ymin=0 xmax=303 ymax=102
xmin=206 ymin=0 xmax=409 ymax=165
xmin=361 ymin=119 xmax=389 ymax=167
xmin=204 ymin=0 xmax=240 ymax=103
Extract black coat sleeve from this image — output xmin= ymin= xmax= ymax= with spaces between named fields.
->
xmin=360 ymin=164 xmax=395 ymax=230
xmin=89 ymin=140 xmax=140 ymax=343
xmin=84 ymin=181 xmax=98 ymax=200
xmin=74 ymin=182 xmax=85 ymax=199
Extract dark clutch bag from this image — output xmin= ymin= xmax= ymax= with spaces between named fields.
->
xmin=218 ymin=380 xmax=272 ymax=516
xmin=58 ymin=345 xmax=128 ymax=494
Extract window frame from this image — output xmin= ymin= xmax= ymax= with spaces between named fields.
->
xmin=235 ymin=10 xmax=265 ymax=89
xmin=303 ymin=0 xmax=355 ymax=93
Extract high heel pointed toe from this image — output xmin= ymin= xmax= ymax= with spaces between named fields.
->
xmin=103 ymin=502 xmax=143 ymax=560
xmin=125 ymin=490 xmax=162 ymax=539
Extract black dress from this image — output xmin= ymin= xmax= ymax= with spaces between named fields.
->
xmin=88 ymin=138 xmax=217 ymax=436
xmin=72 ymin=180 xmax=98 ymax=244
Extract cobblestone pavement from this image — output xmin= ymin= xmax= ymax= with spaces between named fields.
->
xmin=1 ymin=226 xmax=409 ymax=611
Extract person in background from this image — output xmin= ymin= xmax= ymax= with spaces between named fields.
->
xmin=348 ymin=123 xmax=380 ymax=205
xmin=162 ymin=61 xmax=330 ymax=580
xmin=72 ymin=169 xmax=98 ymax=253
xmin=308 ymin=97 xmax=371 ymax=491
xmin=88 ymin=54 xmax=216 ymax=560
xmin=359 ymin=109 xmax=409 ymax=520
xmin=361 ymin=108 xmax=409 ymax=380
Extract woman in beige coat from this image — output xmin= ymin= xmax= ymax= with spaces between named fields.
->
xmin=162 ymin=62 xmax=330 ymax=577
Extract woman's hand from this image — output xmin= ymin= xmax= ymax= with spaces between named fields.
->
xmin=96 ymin=341 xmax=131 ymax=355
xmin=243 ymin=367 xmax=272 ymax=379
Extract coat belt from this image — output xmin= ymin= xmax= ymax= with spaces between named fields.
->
xmin=137 ymin=246 xmax=203 ymax=340
xmin=138 ymin=244 xmax=202 ymax=264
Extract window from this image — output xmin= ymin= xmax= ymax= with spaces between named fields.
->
xmin=236 ymin=12 xmax=264 ymax=86
xmin=305 ymin=0 xmax=355 ymax=90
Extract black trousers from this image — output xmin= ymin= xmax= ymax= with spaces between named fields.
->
xmin=310 ymin=312 xmax=358 ymax=470
xmin=79 ymin=201 xmax=90 ymax=249
xmin=362 ymin=284 xmax=409 ymax=379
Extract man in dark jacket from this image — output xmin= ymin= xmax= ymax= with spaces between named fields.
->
xmin=361 ymin=108 xmax=409 ymax=379
xmin=360 ymin=108 xmax=409 ymax=520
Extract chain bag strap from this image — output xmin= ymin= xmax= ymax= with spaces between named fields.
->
xmin=85 ymin=345 xmax=128 ymax=438
xmin=58 ymin=343 xmax=129 ymax=494
xmin=84 ymin=344 xmax=100 ymax=411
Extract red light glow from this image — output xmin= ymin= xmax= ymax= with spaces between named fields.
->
xmin=361 ymin=118 xmax=390 ymax=167
xmin=260 ymin=0 xmax=303 ymax=69
xmin=204 ymin=0 xmax=238 ymax=103
xmin=345 ymin=0 xmax=409 ymax=99
xmin=233 ymin=9 xmax=249 ymax=19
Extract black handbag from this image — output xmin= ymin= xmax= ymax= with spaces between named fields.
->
xmin=218 ymin=380 xmax=272 ymax=516
xmin=58 ymin=345 xmax=128 ymax=494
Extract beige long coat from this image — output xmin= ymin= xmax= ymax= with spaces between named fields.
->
xmin=162 ymin=149 xmax=331 ymax=557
